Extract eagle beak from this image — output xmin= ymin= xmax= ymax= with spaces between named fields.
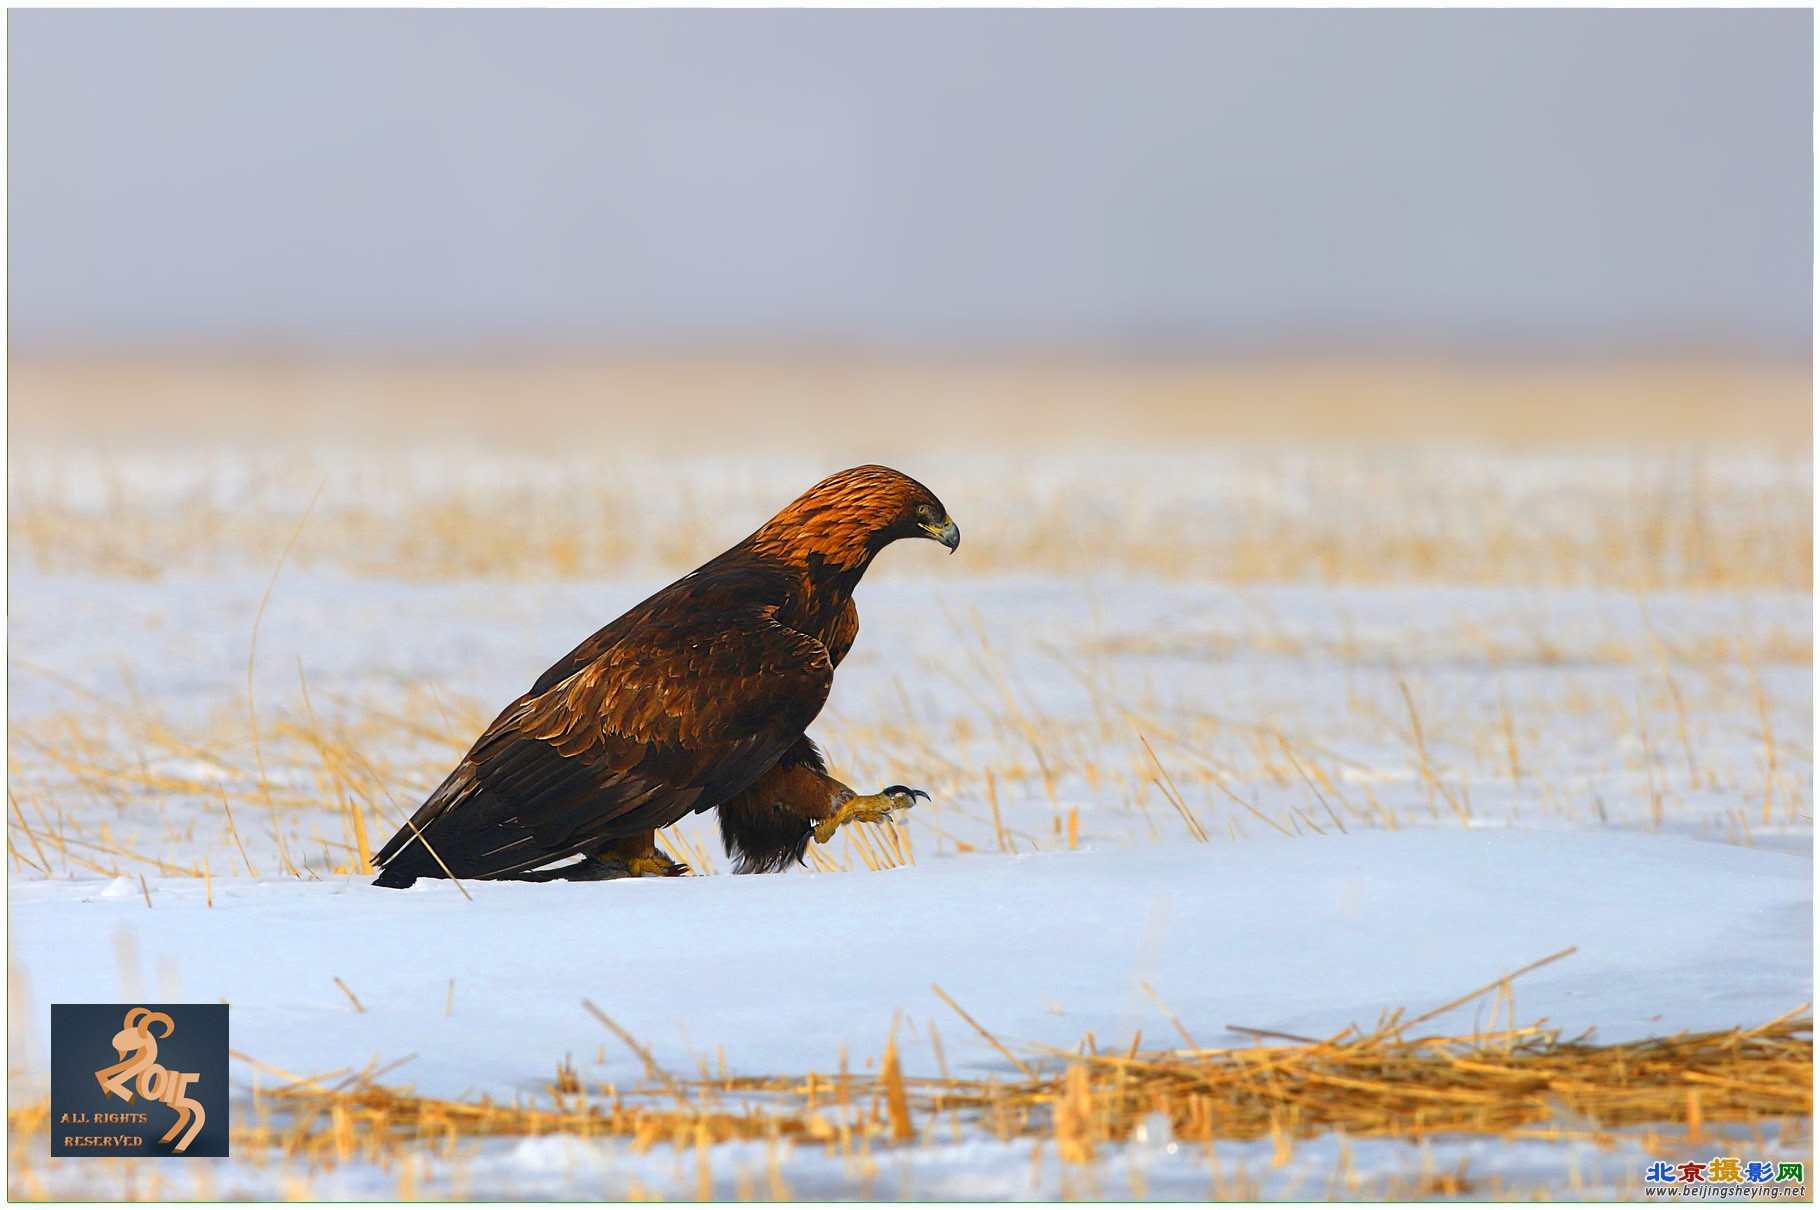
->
xmin=921 ymin=516 xmax=961 ymax=553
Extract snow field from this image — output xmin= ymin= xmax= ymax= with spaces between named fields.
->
xmin=8 ymin=445 xmax=1811 ymax=1199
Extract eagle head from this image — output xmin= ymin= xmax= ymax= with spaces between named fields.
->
xmin=755 ymin=465 xmax=960 ymax=569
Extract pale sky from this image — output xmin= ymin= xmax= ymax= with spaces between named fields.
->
xmin=9 ymin=8 xmax=1812 ymax=354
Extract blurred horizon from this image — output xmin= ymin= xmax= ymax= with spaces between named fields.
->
xmin=9 ymin=8 xmax=1813 ymax=360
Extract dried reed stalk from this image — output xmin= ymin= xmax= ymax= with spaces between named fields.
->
xmin=12 ymin=1014 xmax=1802 ymax=1180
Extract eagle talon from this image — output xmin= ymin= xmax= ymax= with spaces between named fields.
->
xmin=811 ymin=786 xmax=926 ymax=845
xmin=808 ymin=789 xmax=924 ymax=844
xmin=625 ymin=848 xmax=689 ymax=878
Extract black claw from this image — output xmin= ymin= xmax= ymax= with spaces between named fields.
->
xmin=882 ymin=785 xmax=930 ymax=802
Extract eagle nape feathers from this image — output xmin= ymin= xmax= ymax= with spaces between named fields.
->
xmin=370 ymin=465 xmax=959 ymax=888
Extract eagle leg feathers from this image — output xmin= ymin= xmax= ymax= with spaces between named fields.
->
xmin=717 ymin=739 xmax=926 ymax=872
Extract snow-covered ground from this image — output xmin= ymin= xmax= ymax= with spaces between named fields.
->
xmin=10 ymin=832 xmax=1811 ymax=1199
xmin=16 ymin=830 xmax=1812 ymax=1098
xmin=7 ymin=446 xmax=1812 ymax=1199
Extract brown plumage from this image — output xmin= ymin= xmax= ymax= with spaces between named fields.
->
xmin=371 ymin=465 xmax=959 ymax=887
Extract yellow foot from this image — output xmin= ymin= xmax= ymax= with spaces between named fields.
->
xmin=626 ymin=847 xmax=690 ymax=877
xmin=812 ymin=785 xmax=928 ymax=845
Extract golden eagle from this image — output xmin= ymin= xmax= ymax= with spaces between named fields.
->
xmin=371 ymin=465 xmax=959 ymax=887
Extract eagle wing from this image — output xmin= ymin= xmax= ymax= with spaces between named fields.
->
xmin=373 ymin=604 xmax=834 ymax=880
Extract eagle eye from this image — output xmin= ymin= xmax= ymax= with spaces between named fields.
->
xmin=916 ymin=504 xmax=935 ymax=522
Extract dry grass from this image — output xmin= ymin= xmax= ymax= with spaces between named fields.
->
xmin=8 ymin=573 xmax=1809 ymax=885
xmin=8 ymin=1002 xmax=1810 ymax=1200
xmin=11 ymin=444 xmax=1811 ymax=590
xmin=12 ymin=403 xmax=1810 ymax=881
xmin=8 ymin=356 xmax=1813 ymax=589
